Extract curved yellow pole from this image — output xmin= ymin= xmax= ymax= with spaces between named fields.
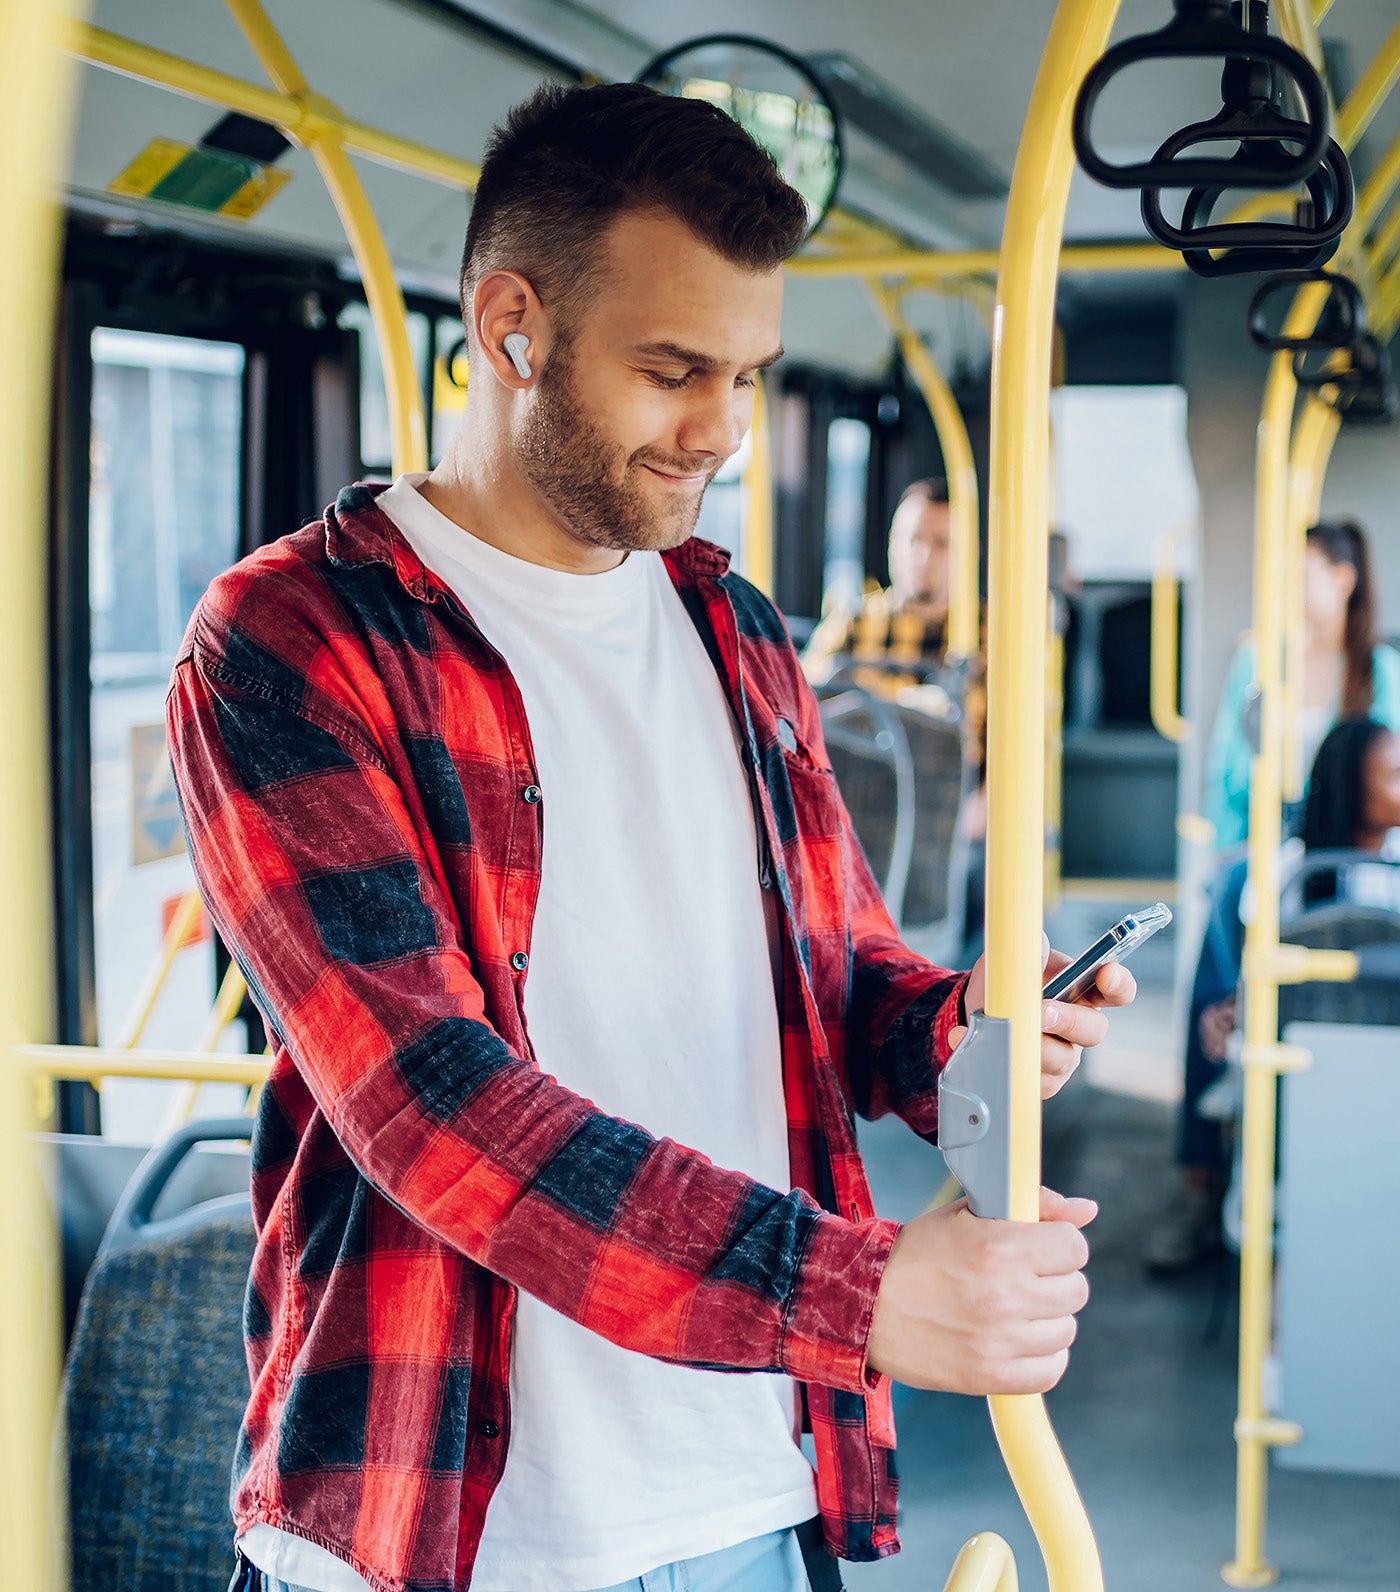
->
xmin=867 ymin=282 xmax=980 ymax=660
xmin=740 ymin=373 xmax=774 ymax=597
xmin=1151 ymin=528 xmax=1191 ymax=745
xmin=0 ymin=3 xmax=82 ymax=1588
xmin=983 ymin=2 xmax=1121 ymax=1588
xmin=1280 ymin=398 xmax=1341 ymax=804
xmin=224 ymin=0 xmax=427 ymax=475
xmin=943 ymin=1532 xmax=1019 ymax=1592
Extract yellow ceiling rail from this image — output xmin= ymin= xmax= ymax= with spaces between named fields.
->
xmin=224 ymin=0 xmax=426 ymax=474
xmin=0 ymin=4 xmax=82 ymax=1590
xmin=789 ymin=241 xmax=1179 ymax=279
xmin=1334 ymin=17 xmax=1400 ymax=154
xmin=739 ymin=373 xmax=774 ymax=597
xmin=68 ymin=22 xmax=481 ymax=191
xmin=1226 ymin=276 xmax=1333 ymax=1592
xmin=983 ymin=0 xmax=1121 ymax=1587
xmin=868 ymin=282 xmax=981 ymax=661
xmin=1150 ymin=526 xmax=1191 ymax=744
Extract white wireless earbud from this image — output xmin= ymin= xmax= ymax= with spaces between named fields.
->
xmin=502 ymin=332 xmax=533 ymax=380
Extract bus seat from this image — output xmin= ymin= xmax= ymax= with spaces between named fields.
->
xmin=819 ymin=684 xmax=915 ymax=927
xmin=63 ymin=1118 xmax=254 ymax=1592
xmin=894 ymin=700 xmax=970 ymax=948
xmin=1278 ymin=902 xmax=1400 ymax=1029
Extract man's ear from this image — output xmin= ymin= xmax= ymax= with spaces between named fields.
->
xmin=474 ymin=270 xmax=549 ymax=390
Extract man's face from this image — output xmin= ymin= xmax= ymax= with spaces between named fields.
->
xmin=887 ymin=494 xmax=952 ymax=620
xmin=514 ymin=209 xmax=785 ymax=554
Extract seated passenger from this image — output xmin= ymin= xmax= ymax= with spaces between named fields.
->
xmin=1147 ymin=717 xmax=1400 ymax=1273
xmin=1205 ymin=519 xmax=1400 ymax=850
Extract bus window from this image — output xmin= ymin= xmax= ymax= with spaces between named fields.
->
xmin=88 ymin=328 xmax=248 ymax=1139
xmin=432 ymin=314 xmax=469 ymax=465
xmin=823 ymin=416 xmax=871 ymax=616
xmin=338 ymin=300 xmax=431 ymax=475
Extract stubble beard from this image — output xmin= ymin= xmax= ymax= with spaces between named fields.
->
xmin=516 ymin=340 xmax=715 ymax=554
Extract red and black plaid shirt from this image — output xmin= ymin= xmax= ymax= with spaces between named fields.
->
xmin=167 ymin=484 xmax=966 ymax=1592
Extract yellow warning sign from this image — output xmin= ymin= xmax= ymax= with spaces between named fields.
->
xmin=108 ymin=137 xmax=290 ymax=220
xmin=221 ymin=166 xmax=291 ymax=219
xmin=109 ymin=137 xmax=189 ymax=200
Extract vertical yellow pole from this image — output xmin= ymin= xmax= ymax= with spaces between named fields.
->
xmin=224 ymin=0 xmax=427 ymax=475
xmin=0 ymin=2 xmax=80 ymax=1588
xmin=983 ymin=1 xmax=1120 ymax=1587
xmin=1280 ymin=397 xmax=1341 ymax=802
xmin=741 ymin=372 xmax=775 ymax=596
xmin=1224 ymin=280 xmax=1329 ymax=1591
xmin=868 ymin=283 xmax=981 ymax=661
xmin=1150 ymin=528 xmax=1191 ymax=745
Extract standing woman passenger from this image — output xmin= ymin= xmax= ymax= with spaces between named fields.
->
xmin=1205 ymin=519 xmax=1400 ymax=850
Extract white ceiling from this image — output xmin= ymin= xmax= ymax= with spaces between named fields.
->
xmin=64 ymin=0 xmax=1400 ymax=377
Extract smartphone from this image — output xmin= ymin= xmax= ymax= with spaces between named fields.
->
xmin=1042 ymin=902 xmax=1173 ymax=1004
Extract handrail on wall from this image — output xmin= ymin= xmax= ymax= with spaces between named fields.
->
xmin=1150 ymin=526 xmax=1191 ymax=745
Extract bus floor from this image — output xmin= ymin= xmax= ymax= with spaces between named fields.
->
xmin=846 ymin=928 xmax=1400 ymax=1592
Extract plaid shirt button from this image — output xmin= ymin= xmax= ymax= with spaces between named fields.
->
xmin=510 ymin=952 xmax=529 ymax=972
xmin=522 ymin=784 xmax=542 ymax=804
xmin=477 ymin=1419 xmax=501 ymax=1439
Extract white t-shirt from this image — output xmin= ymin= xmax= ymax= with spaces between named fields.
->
xmin=240 ymin=477 xmax=816 ymax=1592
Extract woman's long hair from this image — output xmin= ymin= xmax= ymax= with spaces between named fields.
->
xmin=1307 ymin=519 xmax=1378 ymax=714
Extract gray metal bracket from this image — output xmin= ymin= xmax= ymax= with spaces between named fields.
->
xmin=937 ymin=1012 xmax=1013 ymax=1220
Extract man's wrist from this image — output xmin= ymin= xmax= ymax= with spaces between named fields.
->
xmin=779 ymin=1211 xmax=902 ymax=1393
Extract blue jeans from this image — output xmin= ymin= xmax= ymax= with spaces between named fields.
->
xmin=259 ymin=1525 xmax=815 ymax=1592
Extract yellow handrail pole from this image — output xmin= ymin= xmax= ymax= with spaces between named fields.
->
xmin=942 ymin=1532 xmax=1020 ymax=1592
xmin=113 ymin=886 xmax=204 ymax=1048
xmin=68 ymin=24 xmax=482 ymax=193
xmin=983 ymin=1 xmax=1120 ymax=1587
xmin=0 ymin=2 xmax=83 ymax=1587
xmin=867 ymin=282 xmax=981 ymax=660
xmin=20 ymin=1046 xmax=272 ymax=1089
xmin=223 ymin=0 xmax=427 ymax=475
xmin=1356 ymin=130 xmax=1400 ymax=242
xmin=1150 ymin=527 xmax=1191 ymax=744
xmin=1372 ymin=199 xmax=1400 ymax=277
xmin=1225 ymin=278 xmax=1330 ymax=1591
xmin=159 ymin=959 xmax=254 ymax=1134
xmin=1279 ymin=397 xmax=1341 ymax=803
xmin=740 ymin=373 xmax=774 ymax=597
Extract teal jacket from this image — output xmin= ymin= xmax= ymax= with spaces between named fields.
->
xmin=1205 ymin=638 xmax=1400 ymax=849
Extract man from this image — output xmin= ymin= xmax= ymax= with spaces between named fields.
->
xmin=803 ymin=477 xmax=960 ymax=685
xmin=169 ymin=85 xmax=1132 ymax=1592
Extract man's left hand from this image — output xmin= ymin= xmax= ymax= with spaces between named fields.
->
xmin=952 ymin=937 xmax=1137 ymax=1100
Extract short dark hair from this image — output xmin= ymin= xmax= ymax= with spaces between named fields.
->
xmin=896 ymin=476 xmax=950 ymax=510
xmin=460 ymin=83 xmax=809 ymax=330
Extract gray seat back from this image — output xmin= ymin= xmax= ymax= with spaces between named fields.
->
xmin=64 ymin=1119 xmax=254 ymax=1592
xmin=1279 ymin=904 xmax=1400 ymax=1029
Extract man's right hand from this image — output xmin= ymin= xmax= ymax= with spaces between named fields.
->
xmin=866 ymin=1187 xmax=1096 ymax=1395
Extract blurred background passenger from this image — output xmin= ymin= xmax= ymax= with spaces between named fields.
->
xmin=1147 ymin=717 xmax=1400 ymax=1273
xmin=804 ymin=476 xmax=958 ymax=685
xmin=1205 ymin=519 xmax=1400 ymax=850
